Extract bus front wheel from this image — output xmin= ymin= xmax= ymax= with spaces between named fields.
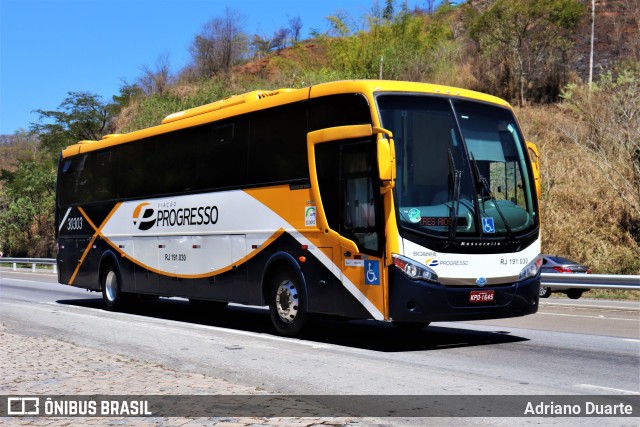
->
xmin=268 ymin=271 xmax=308 ymax=337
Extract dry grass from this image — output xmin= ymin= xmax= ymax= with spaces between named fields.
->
xmin=580 ymin=289 xmax=640 ymax=301
xmin=518 ymin=104 xmax=640 ymax=275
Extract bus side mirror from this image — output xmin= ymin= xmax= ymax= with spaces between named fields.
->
xmin=377 ymin=136 xmax=395 ymax=186
xmin=526 ymin=141 xmax=541 ymax=198
xmin=373 ymin=127 xmax=395 ymax=188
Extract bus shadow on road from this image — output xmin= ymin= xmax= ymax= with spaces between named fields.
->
xmin=57 ymin=297 xmax=529 ymax=352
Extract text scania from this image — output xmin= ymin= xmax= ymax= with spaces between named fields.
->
xmin=156 ymin=206 xmax=219 ymax=227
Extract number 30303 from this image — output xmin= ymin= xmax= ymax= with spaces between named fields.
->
xmin=67 ymin=217 xmax=83 ymax=230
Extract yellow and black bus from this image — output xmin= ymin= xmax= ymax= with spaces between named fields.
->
xmin=56 ymin=80 xmax=541 ymax=336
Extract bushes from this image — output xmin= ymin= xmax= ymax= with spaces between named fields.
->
xmin=116 ymin=78 xmax=235 ymax=132
xmin=518 ymin=65 xmax=640 ymax=274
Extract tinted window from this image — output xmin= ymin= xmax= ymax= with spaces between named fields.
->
xmin=195 ymin=118 xmax=248 ymax=190
xmin=308 ymin=94 xmax=371 ymax=131
xmin=58 ymin=93 xmax=373 ymax=205
xmin=58 ymin=158 xmax=76 ymax=206
xmin=93 ymin=150 xmax=118 ymax=200
xmin=118 ymin=138 xmax=155 ymax=199
xmin=248 ymin=104 xmax=308 ymax=184
xmin=315 ymin=142 xmax=341 ymax=231
xmin=155 ymin=128 xmax=199 ymax=194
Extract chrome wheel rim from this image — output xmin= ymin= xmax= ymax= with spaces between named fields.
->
xmin=275 ymin=280 xmax=298 ymax=323
xmin=105 ymin=271 xmax=118 ymax=302
xmin=539 ymin=285 xmax=548 ymax=297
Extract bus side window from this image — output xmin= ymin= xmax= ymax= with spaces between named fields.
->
xmin=94 ymin=151 xmax=117 ymax=200
xmin=196 ymin=119 xmax=248 ymax=190
xmin=118 ymin=139 xmax=155 ymax=199
xmin=249 ymin=104 xmax=307 ymax=184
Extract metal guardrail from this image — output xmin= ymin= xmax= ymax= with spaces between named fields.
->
xmin=0 ymin=257 xmax=57 ymax=273
xmin=541 ymin=273 xmax=640 ymax=291
xmin=0 ymin=258 xmax=638 ymax=291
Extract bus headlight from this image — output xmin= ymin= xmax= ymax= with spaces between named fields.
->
xmin=392 ymin=254 xmax=440 ymax=284
xmin=519 ymin=255 xmax=542 ymax=281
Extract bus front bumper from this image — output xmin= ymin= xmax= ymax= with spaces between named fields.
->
xmin=388 ymin=268 xmax=540 ymax=323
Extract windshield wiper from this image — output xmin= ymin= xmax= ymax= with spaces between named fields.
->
xmin=469 ymin=153 xmax=515 ymax=242
xmin=448 ymin=148 xmax=462 ymax=244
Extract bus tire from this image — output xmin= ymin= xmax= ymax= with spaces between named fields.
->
xmin=268 ymin=270 xmax=308 ymax=337
xmin=101 ymin=264 xmax=126 ymax=310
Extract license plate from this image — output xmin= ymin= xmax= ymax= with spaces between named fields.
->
xmin=469 ymin=290 xmax=495 ymax=302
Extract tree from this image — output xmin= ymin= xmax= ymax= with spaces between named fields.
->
xmin=31 ymin=92 xmax=114 ymax=156
xmin=288 ymin=16 xmax=303 ymax=44
xmin=0 ymin=161 xmax=56 ymax=257
xmin=251 ymin=34 xmax=274 ymax=58
xmin=111 ymin=82 xmax=144 ymax=111
xmin=323 ymin=4 xmax=450 ymax=81
xmin=0 ymin=130 xmax=42 ymax=166
xmin=272 ymin=28 xmax=289 ymax=53
xmin=383 ymin=0 xmax=395 ymax=21
xmin=138 ymin=54 xmax=173 ymax=96
xmin=468 ymin=0 xmax=585 ymax=105
xmin=189 ymin=8 xmax=248 ymax=77
xmin=1 ymin=92 xmax=115 ymax=256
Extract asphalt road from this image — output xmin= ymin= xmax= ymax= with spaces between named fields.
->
xmin=1 ymin=269 xmax=639 ymax=424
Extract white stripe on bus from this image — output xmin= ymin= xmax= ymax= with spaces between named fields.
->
xmin=58 ymin=207 xmax=72 ymax=232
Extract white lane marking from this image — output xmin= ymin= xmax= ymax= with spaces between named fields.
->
xmin=542 ymin=302 xmax=640 ymax=311
xmin=539 ymin=312 xmax=639 ymax=321
xmin=575 ymin=384 xmax=640 ymax=395
xmin=2 ymin=278 xmax=57 ymax=284
xmin=0 ymin=270 xmax=56 ymax=277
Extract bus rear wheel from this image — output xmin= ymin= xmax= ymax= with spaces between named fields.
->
xmin=268 ymin=271 xmax=307 ymax=337
xmin=101 ymin=265 xmax=127 ymax=310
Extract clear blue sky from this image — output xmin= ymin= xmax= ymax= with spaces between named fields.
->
xmin=0 ymin=0 xmax=426 ymax=136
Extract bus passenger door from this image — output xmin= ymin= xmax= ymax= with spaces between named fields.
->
xmin=308 ymin=125 xmax=387 ymax=320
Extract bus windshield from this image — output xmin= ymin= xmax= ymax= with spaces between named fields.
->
xmin=377 ymin=94 xmax=537 ymax=240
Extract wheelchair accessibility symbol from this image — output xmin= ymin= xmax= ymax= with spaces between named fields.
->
xmin=364 ymin=260 xmax=380 ymax=285
xmin=482 ymin=217 xmax=496 ymax=233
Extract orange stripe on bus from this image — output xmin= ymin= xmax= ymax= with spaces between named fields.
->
xmin=68 ymin=203 xmax=122 ymax=285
